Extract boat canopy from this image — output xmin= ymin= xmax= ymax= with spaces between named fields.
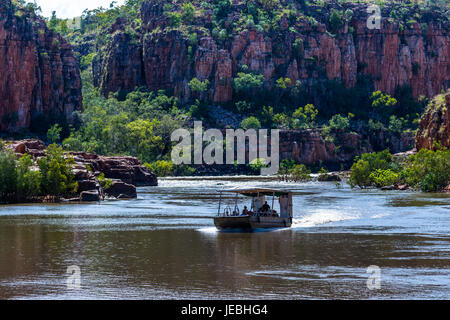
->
xmin=223 ymin=187 xmax=291 ymax=197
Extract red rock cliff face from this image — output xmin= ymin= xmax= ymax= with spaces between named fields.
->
xmin=0 ymin=1 xmax=82 ymax=132
xmin=416 ymin=91 xmax=450 ymax=150
xmin=94 ymin=1 xmax=449 ymax=104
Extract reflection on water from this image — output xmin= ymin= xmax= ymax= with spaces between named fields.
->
xmin=0 ymin=178 xmax=449 ymax=299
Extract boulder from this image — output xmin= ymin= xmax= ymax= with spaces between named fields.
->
xmin=104 ymin=181 xmax=137 ymax=199
xmin=381 ymin=185 xmax=397 ymax=191
xmin=6 ymin=139 xmax=46 ymax=156
xmin=80 ymin=190 xmax=101 ymax=202
xmin=318 ymin=173 xmax=342 ymax=182
xmin=72 ymin=152 xmax=158 ymax=186
xmin=77 ymin=180 xmax=101 ymax=193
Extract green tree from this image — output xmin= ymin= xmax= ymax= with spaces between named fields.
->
xmin=181 ymin=2 xmax=195 ymax=23
xmin=0 ymin=148 xmax=18 ymax=203
xmin=125 ymin=119 xmax=164 ymax=163
xmin=292 ymin=104 xmax=318 ymax=129
xmin=233 ymin=72 xmax=264 ymax=92
xmin=189 ymin=78 xmax=210 ymax=93
xmin=328 ymin=114 xmax=350 ymax=131
xmin=403 ymin=148 xmax=450 ymax=192
xmin=349 ymin=150 xmax=393 ymax=188
xmin=369 ymin=169 xmax=400 ymax=188
xmin=16 ymin=154 xmax=41 ymax=200
xmin=284 ymin=164 xmax=311 ymax=182
xmin=371 ymin=91 xmax=398 ymax=123
xmin=47 ymin=124 xmax=62 ymax=143
xmin=329 ymin=9 xmax=344 ymax=33
xmin=240 ymin=117 xmax=261 ymax=130
xmin=145 ymin=160 xmax=174 ymax=177
xmin=249 ymin=158 xmax=267 ymax=175
xmin=38 ymin=144 xmax=77 ymax=197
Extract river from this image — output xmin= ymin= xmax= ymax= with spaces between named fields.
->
xmin=0 ymin=177 xmax=449 ymax=299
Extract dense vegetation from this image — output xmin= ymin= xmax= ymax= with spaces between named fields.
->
xmin=349 ymin=147 xmax=450 ymax=192
xmin=0 ymin=142 xmax=77 ymax=203
xmin=4 ymin=0 xmax=449 ymax=180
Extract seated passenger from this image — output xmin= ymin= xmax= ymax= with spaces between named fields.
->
xmin=241 ymin=206 xmax=249 ymax=216
xmin=262 ymin=201 xmax=271 ymax=213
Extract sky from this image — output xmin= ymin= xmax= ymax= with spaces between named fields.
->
xmin=27 ymin=0 xmax=126 ymax=19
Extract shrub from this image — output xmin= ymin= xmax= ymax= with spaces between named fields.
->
xmin=97 ymin=173 xmax=113 ymax=190
xmin=173 ymin=164 xmax=195 ymax=176
xmin=327 ymin=114 xmax=350 ymax=131
xmin=273 ymin=113 xmax=290 ymax=129
xmin=402 ymin=148 xmax=450 ymax=192
xmin=275 ymin=77 xmax=292 ymax=89
xmin=235 ymin=101 xmax=253 ymax=113
xmin=145 ymin=160 xmax=174 ymax=177
xmin=240 ymin=117 xmax=261 ymax=130
xmin=0 ymin=148 xmax=18 ymax=203
xmin=329 ymin=9 xmax=344 ymax=33
xmin=369 ymin=169 xmax=400 ymax=187
xmin=349 ymin=148 xmax=450 ymax=192
xmin=47 ymin=124 xmax=62 ymax=143
xmin=189 ymin=78 xmax=210 ymax=93
xmin=181 ymin=3 xmax=195 ymax=23
xmin=233 ymin=72 xmax=264 ymax=92
xmin=249 ymin=158 xmax=267 ymax=175
xmin=38 ymin=144 xmax=77 ymax=197
xmin=288 ymin=164 xmax=312 ymax=182
xmin=371 ymin=91 xmax=398 ymax=123
xmin=318 ymin=167 xmax=329 ymax=181
xmin=292 ymin=38 xmax=304 ymax=60
xmin=16 ymin=154 xmax=41 ymax=200
xmin=349 ymin=150 xmax=393 ymax=188
xmin=0 ymin=149 xmax=40 ymax=203
xmin=292 ymin=104 xmax=318 ymax=129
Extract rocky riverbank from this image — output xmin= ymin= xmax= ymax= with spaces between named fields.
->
xmin=5 ymin=139 xmax=157 ymax=202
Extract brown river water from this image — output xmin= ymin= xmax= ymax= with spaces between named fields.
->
xmin=0 ymin=177 xmax=449 ymax=299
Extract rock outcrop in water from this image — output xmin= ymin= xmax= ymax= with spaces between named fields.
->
xmin=0 ymin=1 xmax=82 ymax=132
xmin=93 ymin=0 xmax=449 ymax=103
xmin=6 ymin=139 xmax=157 ymax=201
xmin=191 ymin=127 xmax=415 ymax=175
xmin=416 ymin=91 xmax=450 ymax=150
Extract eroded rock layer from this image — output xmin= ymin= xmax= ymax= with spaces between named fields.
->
xmin=0 ymin=1 xmax=82 ymax=132
xmin=94 ymin=1 xmax=449 ymax=103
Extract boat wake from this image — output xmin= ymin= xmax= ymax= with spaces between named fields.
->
xmin=292 ymin=209 xmax=360 ymax=228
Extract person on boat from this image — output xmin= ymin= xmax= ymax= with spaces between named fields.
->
xmin=241 ymin=206 xmax=249 ymax=216
xmin=261 ymin=201 xmax=271 ymax=214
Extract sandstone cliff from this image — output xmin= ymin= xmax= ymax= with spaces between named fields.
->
xmin=416 ymin=90 xmax=450 ymax=150
xmin=0 ymin=1 xmax=82 ymax=132
xmin=93 ymin=0 xmax=449 ymax=104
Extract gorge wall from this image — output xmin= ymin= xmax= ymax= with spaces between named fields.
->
xmin=0 ymin=0 xmax=82 ymax=132
xmin=416 ymin=90 xmax=450 ymax=151
xmin=94 ymin=0 xmax=449 ymax=104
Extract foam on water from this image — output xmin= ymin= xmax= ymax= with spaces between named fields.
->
xmin=292 ymin=209 xmax=361 ymax=228
xmin=197 ymin=227 xmax=219 ymax=234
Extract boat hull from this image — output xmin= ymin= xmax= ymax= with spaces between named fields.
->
xmin=214 ymin=216 xmax=292 ymax=230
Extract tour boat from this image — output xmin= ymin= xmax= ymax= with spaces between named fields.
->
xmin=214 ymin=187 xmax=293 ymax=231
